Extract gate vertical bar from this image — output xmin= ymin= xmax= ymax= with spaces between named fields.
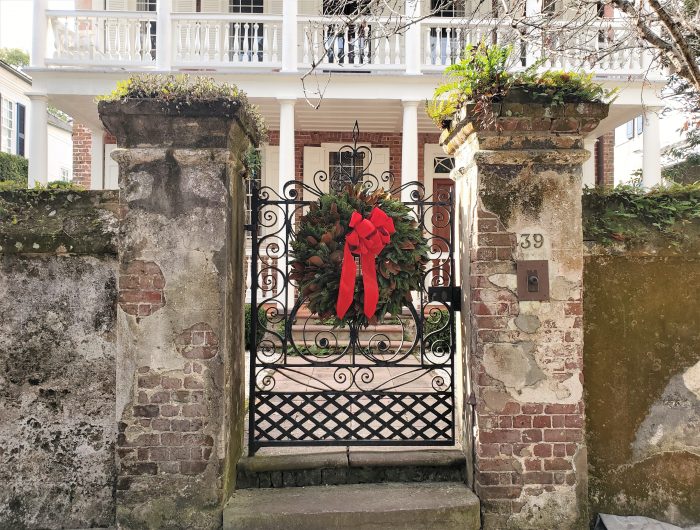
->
xmin=247 ymin=179 xmax=259 ymax=456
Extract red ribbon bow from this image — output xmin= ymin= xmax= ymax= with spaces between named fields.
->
xmin=336 ymin=207 xmax=396 ymax=320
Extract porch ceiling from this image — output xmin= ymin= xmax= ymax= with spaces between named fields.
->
xmin=49 ymin=93 xmax=656 ymax=140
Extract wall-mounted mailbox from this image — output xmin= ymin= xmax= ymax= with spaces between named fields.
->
xmin=516 ymin=260 xmax=549 ymax=301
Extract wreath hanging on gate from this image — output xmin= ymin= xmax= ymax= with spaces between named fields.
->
xmin=290 ymin=185 xmax=430 ymax=327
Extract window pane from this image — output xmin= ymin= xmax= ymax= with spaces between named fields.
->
xmin=636 ymin=115 xmax=644 ymax=135
xmin=329 ymin=150 xmax=364 ymax=190
xmin=434 ymin=156 xmax=454 ymax=174
xmin=626 ymin=120 xmax=634 ymax=140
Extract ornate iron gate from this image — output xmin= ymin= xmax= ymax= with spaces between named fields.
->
xmin=247 ymin=125 xmax=457 ymax=454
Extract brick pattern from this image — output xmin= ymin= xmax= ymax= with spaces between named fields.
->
xmin=595 ymin=131 xmax=615 ymax=187
xmin=118 ymin=260 xmax=166 ymax=317
xmin=72 ymin=122 xmax=92 ymax=188
xmin=117 ymin=363 xmax=214 ymax=485
xmin=470 ymin=208 xmax=585 ymax=519
xmin=175 ymin=322 xmax=219 ymax=360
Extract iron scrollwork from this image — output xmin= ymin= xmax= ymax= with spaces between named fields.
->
xmin=248 ymin=122 xmax=456 ymax=453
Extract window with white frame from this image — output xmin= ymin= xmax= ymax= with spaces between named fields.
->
xmin=329 ymin=150 xmax=365 ymax=190
xmin=229 ymin=0 xmax=265 ymax=62
xmin=1 ymin=98 xmax=15 ymax=154
xmin=60 ymin=167 xmax=71 ymax=181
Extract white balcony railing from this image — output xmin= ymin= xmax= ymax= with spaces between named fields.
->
xmin=420 ymin=17 xmax=653 ymax=76
xmin=300 ymin=17 xmax=404 ymax=69
xmin=44 ymin=10 xmax=654 ymax=78
xmin=47 ymin=10 xmax=157 ymax=66
xmin=172 ymin=13 xmax=281 ymax=67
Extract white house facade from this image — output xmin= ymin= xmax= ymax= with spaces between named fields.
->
xmin=0 ymin=60 xmax=73 ymax=183
xmin=26 ymin=0 xmax=667 ymax=194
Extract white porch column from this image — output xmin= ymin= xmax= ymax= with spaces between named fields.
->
xmin=90 ymin=130 xmax=105 ymax=190
xmin=405 ymin=0 xmax=422 ymax=74
xmin=642 ymin=107 xmax=662 ymax=188
xmin=282 ymin=0 xmax=298 ymax=72
xmin=401 ymin=100 xmax=420 ymax=202
xmin=278 ymin=99 xmax=296 ymax=190
xmin=278 ymin=99 xmax=296 ymax=308
xmin=31 ymin=0 xmax=48 ymax=68
xmin=27 ymin=93 xmax=49 ymax=188
xmin=156 ymin=0 xmax=172 ymax=70
xmin=582 ymin=137 xmax=597 ymax=188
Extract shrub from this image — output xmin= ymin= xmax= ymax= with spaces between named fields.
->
xmin=423 ymin=309 xmax=451 ymax=350
xmin=583 ymin=182 xmax=700 ymax=245
xmin=0 ymin=152 xmax=28 ymax=185
xmin=244 ymin=303 xmax=268 ymax=350
xmin=98 ymin=74 xmax=267 ymax=140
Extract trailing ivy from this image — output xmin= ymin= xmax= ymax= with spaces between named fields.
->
xmin=98 ymin=74 xmax=267 ymax=140
xmin=582 ymin=183 xmax=700 ymax=246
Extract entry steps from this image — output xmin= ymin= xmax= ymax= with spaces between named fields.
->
xmin=236 ymin=448 xmax=467 ymax=488
xmin=224 ymin=449 xmax=480 ymax=529
xmin=223 ymin=482 xmax=480 ymax=530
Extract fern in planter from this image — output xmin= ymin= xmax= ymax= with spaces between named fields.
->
xmin=426 ymin=42 xmax=617 ymax=130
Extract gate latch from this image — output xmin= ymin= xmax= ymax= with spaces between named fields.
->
xmin=428 ymin=286 xmax=462 ymax=310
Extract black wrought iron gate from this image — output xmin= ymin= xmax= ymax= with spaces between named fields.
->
xmin=247 ymin=125 xmax=457 ymax=454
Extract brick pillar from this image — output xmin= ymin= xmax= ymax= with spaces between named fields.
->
xmin=72 ymin=122 xmax=92 ymax=188
xmin=444 ymin=99 xmax=608 ymax=529
xmin=99 ymin=99 xmax=259 ymax=528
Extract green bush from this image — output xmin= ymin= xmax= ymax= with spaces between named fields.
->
xmin=583 ymin=183 xmax=700 ymax=245
xmin=423 ymin=309 xmax=451 ymax=350
xmin=0 ymin=152 xmax=28 ymax=185
xmin=244 ymin=303 xmax=268 ymax=350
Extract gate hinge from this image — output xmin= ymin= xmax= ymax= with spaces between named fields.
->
xmin=427 ymin=286 xmax=462 ymax=310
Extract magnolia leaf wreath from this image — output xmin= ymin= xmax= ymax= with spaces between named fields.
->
xmin=290 ymin=185 xmax=430 ymax=327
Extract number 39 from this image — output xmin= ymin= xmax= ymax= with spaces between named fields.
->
xmin=520 ymin=233 xmax=544 ymax=249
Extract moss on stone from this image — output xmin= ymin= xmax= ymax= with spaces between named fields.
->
xmin=0 ymin=190 xmax=118 ymax=255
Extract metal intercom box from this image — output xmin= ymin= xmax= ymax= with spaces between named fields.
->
xmin=516 ymin=260 xmax=550 ymax=301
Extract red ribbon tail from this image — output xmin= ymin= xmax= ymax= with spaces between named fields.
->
xmin=336 ymin=243 xmax=356 ymax=319
xmin=361 ymin=253 xmax=379 ymax=319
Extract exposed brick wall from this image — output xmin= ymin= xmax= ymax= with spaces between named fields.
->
xmin=73 ymin=123 xmax=92 ymax=188
xmin=470 ymin=207 xmax=586 ymax=526
xmin=595 ymin=132 xmax=615 ymax=187
xmin=117 ymin=361 xmax=215 ymax=483
xmin=118 ymin=260 xmax=166 ymax=317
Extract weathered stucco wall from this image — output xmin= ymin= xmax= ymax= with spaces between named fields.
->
xmin=0 ymin=190 xmax=119 ymax=528
xmin=100 ymin=99 xmax=253 ymax=529
xmin=584 ymin=241 xmax=700 ymax=526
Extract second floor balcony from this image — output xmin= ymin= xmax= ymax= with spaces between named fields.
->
xmin=39 ymin=6 xmax=656 ymax=79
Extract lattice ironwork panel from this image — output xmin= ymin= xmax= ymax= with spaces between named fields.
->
xmin=255 ymin=392 xmax=453 ymax=443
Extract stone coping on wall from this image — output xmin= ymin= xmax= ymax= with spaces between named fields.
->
xmin=0 ymin=190 xmax=119 ymax=255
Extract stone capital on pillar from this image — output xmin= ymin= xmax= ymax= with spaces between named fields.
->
xmin=27 ymin=93 xmax=49 ymax=188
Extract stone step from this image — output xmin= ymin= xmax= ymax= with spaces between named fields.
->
xmin=236 ymin=449 xmax=466 ymax=489
xmin=224 ymin=482 xmax=480 ymax=530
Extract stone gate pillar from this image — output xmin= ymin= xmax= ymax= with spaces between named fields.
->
xmin=99 ymin=99 xmax=259 ymax=528
xmin=443 ymin=100 xmax=608 ymax=529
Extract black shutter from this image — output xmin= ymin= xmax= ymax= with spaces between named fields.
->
xmin=17 ymin=103 xmax=26 ymax=157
